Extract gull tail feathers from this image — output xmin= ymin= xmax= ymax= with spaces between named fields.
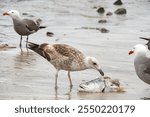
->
xmin=27 ymin=42 xmax=50 ymax=61
xmin=39 ymin=26 xmax=46 ymax=29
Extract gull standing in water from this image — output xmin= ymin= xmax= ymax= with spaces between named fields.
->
xmin=3 ymin=10 xmax=46 ymax=48
xmin=27 ymin=42 xmax=104 ymax=88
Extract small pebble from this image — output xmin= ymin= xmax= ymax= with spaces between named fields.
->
xmin=115 ymin=8 xmax=127 ymax=15
xmin=100 ymin=28 xmax=109 ymax=33
xmin=22 ymin=13 xmax=29 ymax=15
xmin=98 ymin=19 xmax=107 ymax=23
xmin=0 ymin=44 xmax=16 ymax=51
xmin=93 ymin=6 xmax=97 ymax=9
xmin=97 ymin=7 xmax=105 ymax=14
xmin=113 ymin=0 xmax=123 ymax=5
xmin=106 ymin=12 xmax=113 ymax=16
xmin=22 ymin=13 xmax=34 ymax=17
xmin=46 ymin=32 xmax=54 ymax=37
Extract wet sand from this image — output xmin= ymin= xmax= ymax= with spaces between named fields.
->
xmin=0 ymin=0 xmax=150 ymax=100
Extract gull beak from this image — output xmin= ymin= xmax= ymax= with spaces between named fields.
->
xmin=98 ymin=69 xmax=104 ymax=76
xmin=3 ymin=12 xmax=10 ymax=16
xmin=128 ymin=50 xmax=134 ymax=55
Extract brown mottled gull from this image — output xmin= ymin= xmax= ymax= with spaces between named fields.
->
xmin=3 ymin=10 xmax=46 ymax=48
xmin=27 ymin=42 xmax=104 ymax=88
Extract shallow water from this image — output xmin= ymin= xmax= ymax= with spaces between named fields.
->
xmin=0 ymin=0 xmax=150 ymax=99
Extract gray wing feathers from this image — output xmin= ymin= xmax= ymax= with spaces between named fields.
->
xmin=144 ymin=68 xmax=150 ymax=74
xmin=22 ymin=19 xmax=39 ymax=32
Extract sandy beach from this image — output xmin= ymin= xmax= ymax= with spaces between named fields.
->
xmin=0 ymin=0 xmax=150 ymax=99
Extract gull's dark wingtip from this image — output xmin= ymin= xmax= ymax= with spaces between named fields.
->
xmin=139 ymin=37 xmax=150 ymax=41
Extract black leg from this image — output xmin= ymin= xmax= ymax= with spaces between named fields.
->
xmin=19 ymin=36 xmax=23 ymax=53
xmin=26 ymin=36 xmax=29 ymax=48
xmin=19 ymin=36 xmax=22 ymax=48
xmin=26 ymin=36 xmax=29 ymax=53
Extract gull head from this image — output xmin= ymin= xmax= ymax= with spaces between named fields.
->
xmin=128 ymin=44 xmax=148 ymax=57
xmin=3 ymin=10 xmax=20 ymax=19
xmin=85 ymin=56 xmax=104 ymax=76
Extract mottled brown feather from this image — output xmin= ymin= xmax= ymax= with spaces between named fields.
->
xmin=53 ymin=44 xmax=84 ymax=58
xmin=28 ymin=42 xmax=87 ymax=71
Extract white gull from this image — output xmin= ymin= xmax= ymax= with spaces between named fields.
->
xmin=129 ymin=44 xmax=150 ymax=84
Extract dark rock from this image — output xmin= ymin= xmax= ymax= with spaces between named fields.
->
xmin=0 ymin=44 xmax=8 ymax=48
xmin=79 ymin=27 xmax=109 ymax=33
xmin=22 ymin=13 xmax=34 ymax=17
xmin=113 ymin=0 xmax=123 ymax=5
xmin=115 ymin=8 xmax=127 ymax=15
xmin=98 ymin=19 xmax=107 ymax=23
xmin=93 ymin=6 xmax=97 ymax=9
xmin=106 ymin=12 xmax=113 ymax=16
xmin=47 ymin=32 xmax=54 ymax=37
xmin=100 ymin=28 xmax=109 ymax=33
xmin=0 ymin=44 xmax=16 ymax=51
xmin=97 ymin=7 xmax=105 ymax=14
xmin=22 ymin=13 xmax=29 ymax=15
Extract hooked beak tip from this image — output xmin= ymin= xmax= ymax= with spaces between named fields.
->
xmin=99 ymin=69 xmax=104 ymax=76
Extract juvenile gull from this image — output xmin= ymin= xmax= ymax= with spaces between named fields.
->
xmin=3 ymin=10 xmax=46 ymax=48
xmin=128 ymin=44 xmax=150 ymax=84
xmin=27 ymin=42 xmax=104 ymax=88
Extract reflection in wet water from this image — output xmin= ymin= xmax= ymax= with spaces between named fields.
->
xmin=55 ymin=86 xmax=72 ymax=100
xmin=14 ymin=51 xmax=35 ymax=70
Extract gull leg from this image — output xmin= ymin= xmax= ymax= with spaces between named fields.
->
xmin=26 ymin=36 xmax=29 ymax=48
xmin=68 ymin=71 xmax=73 ymax=87
xmin=19 ymin=36 xmax=23 ymax=53
xmin=26 ymin=36 xmax=29 ymax=53
xmin=55 ymin=70 xmax=59 ymax=89
xmin=19 ymin=36 xmax=22 ymax=48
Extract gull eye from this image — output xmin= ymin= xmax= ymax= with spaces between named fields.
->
xmin=93 ymin=62 xmax=97 ymax=65
xmin=11 ymin=11 xmax=14 ymax=13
